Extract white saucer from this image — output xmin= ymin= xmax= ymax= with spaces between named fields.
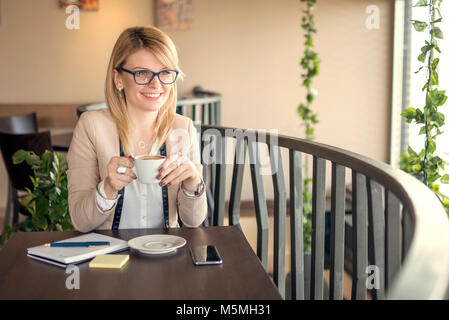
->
xmin=128 ymin=234 xmax=187 ymax=255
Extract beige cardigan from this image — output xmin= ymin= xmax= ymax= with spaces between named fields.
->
xmin=67 ymin=109 xmax=207 ymax=233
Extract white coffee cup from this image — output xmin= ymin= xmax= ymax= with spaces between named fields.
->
xmin=134 ymin=155 xmax=166 ymax=184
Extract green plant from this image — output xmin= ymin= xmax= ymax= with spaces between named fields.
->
xmin=400 ymin=0 xmax=449 ymax=214
xmin=0 ymin=150 xmax=73 ymax=245
xmin=297 ymin=0 xmax=320 ymax=251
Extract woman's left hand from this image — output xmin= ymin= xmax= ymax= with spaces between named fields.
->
xmin=157 ymin=152 xmax=201 ymax=191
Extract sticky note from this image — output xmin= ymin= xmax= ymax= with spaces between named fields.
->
xmin=89 ymin=254 xmax=129 ymax=269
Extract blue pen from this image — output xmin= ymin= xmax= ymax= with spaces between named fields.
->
xmin=44 ymin=241 xmax=110 ymax=247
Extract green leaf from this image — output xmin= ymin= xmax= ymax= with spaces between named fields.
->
xmin=415 ymin=109 xmax=425 ymax=123
xmin=430 ymin=156 xmax=444 ymax=167
xmin=427 ymin=172 xmax=441 ymax=184
xmin=401 ymin=107 xmax=416 ymax=118
xmin=412 ymin=20 xmax=428 ymax=32
xmin=54 ymin=153 xmax=60 ymax=166
xmin=305 ymin=127 xmax=314 ymax=137
xmin=49 ymin=210 xmax=57 ymax=223
xmin=297 ymin=103 xmax=309 ymax=119
xmin=12 ymin=150 xmax=27 ymax=164
xmin=419 ymin=126 xmax=427 ymax=135
xmin=305 ymin=36 xmax=313 ymax=47
xmin=42 ymin=151 xmax=52 ymax=167
xmin=32 ymin=213 xmax=48 ymax=231
xmin=427 ymin=139 xmax=436 ymax=154
xmin=429 ymin=89 xmax=448 ymax=107
xmin=36 ymin=197 xmax=49 ymax=216
xmin=413 ymin=163 xmax=422 ymax=172
xmin=433 ymin=27 xmax=444 ymax=39
xmin=413 ymin=0 xmax=428 ymax=6
xmin=414 ymin=66 xmax=425 ymax=74
xmin=431 ymin=112 xmax=445 ymax=127
xmin=61 ymin=188 xmax=68 ymax=199
xmin=22 ymin=217 xmax=34 ymax=232
xmin=407 ymin=146 xmax=418 ymax=157
xmin=306 ymin=93 xmax=315 ymax=104
xmin=431 ymin=57 xmax=440 ymax=69
xmin=441 ymin=174 xmax=449 ymax=184
xmin=431 ymin=184 xmax=440 ymax=193
xmin=61 ymin=219 xmax=74 ymax=231
xmin=25 ymin=152 xmax=40 ymax=167
xmin=430 ymin=70 xmax=439 ymax=85
xmin=421 ymin=44 xmax=432 ymax=54
xmin=418 ymin=52 xmax=427 ymax=63
xmin=303 ymin=78 xmax=311 ymax=87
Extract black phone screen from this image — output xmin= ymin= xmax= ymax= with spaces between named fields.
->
xmin=190 ymin=245 xmax=223 ymax=265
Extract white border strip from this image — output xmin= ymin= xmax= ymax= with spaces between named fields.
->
xmin=390 ymin=0 xmax=406 ymax=168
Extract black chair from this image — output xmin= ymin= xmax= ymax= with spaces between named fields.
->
xmin=0 ymin=113 xmax=38 ymax=134
xmin=0 ymin=113 xmax=39 ymax=228
xmin=0 ymin=131 xmax=53 ymax=225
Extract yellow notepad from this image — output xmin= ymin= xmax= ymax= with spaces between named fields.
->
xmin=89 ymin=254 xmax=129 ymax=269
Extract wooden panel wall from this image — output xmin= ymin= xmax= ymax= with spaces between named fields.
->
xmin=0 ymin=103 xmax=91 ymax=129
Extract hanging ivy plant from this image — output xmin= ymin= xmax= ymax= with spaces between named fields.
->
xmin=297 ymin=0 xmax=320 ymax=251
xmin=400 ymin=0 xmax=449 ymax=214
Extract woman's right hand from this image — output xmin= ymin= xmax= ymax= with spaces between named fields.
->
xmin=103 ymin=155 xmax=137 ymax=199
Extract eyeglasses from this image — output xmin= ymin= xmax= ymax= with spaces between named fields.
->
xmin=118 ymin=67 xmax=179 ymax=85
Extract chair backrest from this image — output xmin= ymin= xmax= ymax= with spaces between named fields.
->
xmin=76 ymin=102 xmax=107 ymax=118
xmin=0 ymin=131 xmax=53 ymax=191
xmin=0 ymin=113 xmax=38 ymax=134
xmin=177 ymin=86 xmax=222 ymax=125
xmin=199 ymin=124 xmax=449 ymax=300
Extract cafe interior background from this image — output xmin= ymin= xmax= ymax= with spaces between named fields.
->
xmin=0 ymin=0 xmax=448 ymax=298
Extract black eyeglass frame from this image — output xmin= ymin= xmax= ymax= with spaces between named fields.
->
xmin=118 ymin=67 xmax=179 ymax=85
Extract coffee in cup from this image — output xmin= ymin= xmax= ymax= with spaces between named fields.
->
xmin=134 ymin=155 xmax=166 ymax=184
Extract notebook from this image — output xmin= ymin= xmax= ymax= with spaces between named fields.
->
xmin=89 ymin=254 xmax=130 ymax=269
xmin=27 ymin=233 xmax=129 ymax=268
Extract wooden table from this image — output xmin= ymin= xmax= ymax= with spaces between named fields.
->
xmin=0 ymin=226 xmax=282 ymax=300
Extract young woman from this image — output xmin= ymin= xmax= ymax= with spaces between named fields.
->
xmin=67 ymin=26 xmax=207 ymax=232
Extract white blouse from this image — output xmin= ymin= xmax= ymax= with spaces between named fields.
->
xmin=95 ymin=140 xmax=165 ymax=229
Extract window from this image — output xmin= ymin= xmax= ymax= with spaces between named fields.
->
xmin=391 ymin=0 xmax=448 ymax=193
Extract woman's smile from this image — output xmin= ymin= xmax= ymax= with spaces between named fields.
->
xmin=141 ymin=92 xmax=163 ymax=100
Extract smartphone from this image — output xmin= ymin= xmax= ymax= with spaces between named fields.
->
xmin=190 ymin=245 xmax=223 ymax=265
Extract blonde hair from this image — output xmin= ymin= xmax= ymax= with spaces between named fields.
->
xmin=105 ymin=26 xmax=184 ymax=154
